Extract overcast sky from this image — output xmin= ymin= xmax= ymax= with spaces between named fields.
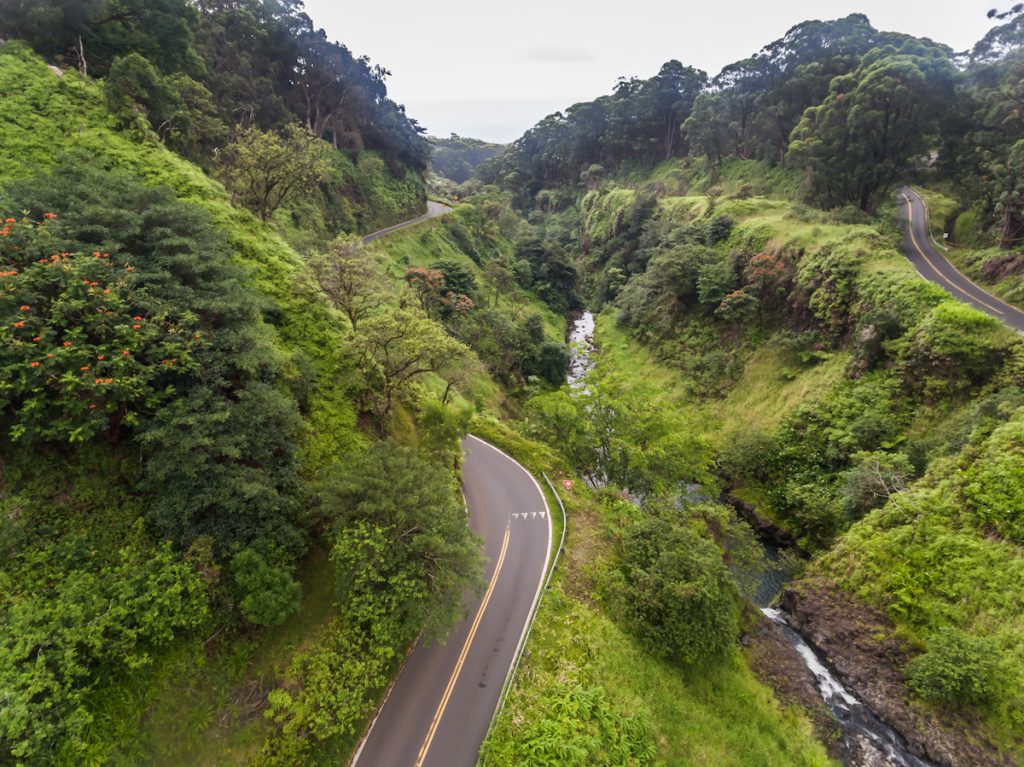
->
xmin=302 ymin=0 xmax=1002 ymax=143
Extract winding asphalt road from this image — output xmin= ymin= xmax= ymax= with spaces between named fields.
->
xmin=361 ymin=200 xmax=452 ymax=245
xmin=899 ymin=187 xmax=1024 ymax=332
xmin=350 ymin=435 xmax=552 ymax=767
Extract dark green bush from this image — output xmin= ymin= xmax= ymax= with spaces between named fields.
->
xmin=905 ymin=629 xmax=1000 ymax=706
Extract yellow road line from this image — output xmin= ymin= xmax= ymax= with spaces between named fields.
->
xmin=902 ymin=193 xmax=1005 ymax=316
xmin=414 ymin=523 xmax=512 ymax=767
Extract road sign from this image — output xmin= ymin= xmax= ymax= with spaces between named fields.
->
xmin=562 ymin=479 xmax=574 ymax=491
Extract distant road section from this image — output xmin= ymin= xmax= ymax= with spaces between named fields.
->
xmin=350 ymin=435 xmax=552 ymax=767
xmin=899 ymin=187 xmax=1024 ymax=332
xmin=361 ymin=200 xmax=451 ymax=245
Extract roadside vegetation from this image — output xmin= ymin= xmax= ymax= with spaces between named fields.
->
xmin=478 ymin=10 xmax=1024 ymax=763
xmin=5 ymin=2 xmax=1024 ymax=766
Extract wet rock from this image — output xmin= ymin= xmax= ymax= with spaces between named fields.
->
xmin=781 ymin=580 xmax=1015 ymax=767
xmin=744 ymin=608 xmax=846 ymax=762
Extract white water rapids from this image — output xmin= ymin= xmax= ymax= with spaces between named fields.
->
xmin=762 ymin=608 xmax=937 ymax=767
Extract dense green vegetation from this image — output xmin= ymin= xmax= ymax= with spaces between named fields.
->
xmin=429 ymin=134 xmax=504 ymax=184
xmin=1 ymin=0 xmax=428 ymax=236
xmin=0 ymin=38 xmax=483 ymax=765
xmin=476 ymin=9 xmax=1024 ymax=762
xmin=6 ymin=1 xmax=1024 ymax=765
xmin=477 ymin=409 xmax=835 ymax=766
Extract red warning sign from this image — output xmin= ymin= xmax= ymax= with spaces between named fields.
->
xmin=562 ymin=479 xmax=574 ymax=491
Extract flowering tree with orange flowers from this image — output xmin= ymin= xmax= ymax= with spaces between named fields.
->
xmin=0 ymin=215 xmax=199 ymax=443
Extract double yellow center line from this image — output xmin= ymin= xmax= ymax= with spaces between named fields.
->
xmin=414 ymin=523 xmax=512 ymax=767
xmin=902 ymin=192 xmax=1005 ymax=316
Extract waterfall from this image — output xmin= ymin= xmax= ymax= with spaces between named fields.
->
xmin=761 ymin=608 xmax=937 ymax=767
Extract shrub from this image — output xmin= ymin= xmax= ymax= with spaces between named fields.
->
xmin=0 ymin=214 xmax=200 ymax=443
xmin=616 ymin=516 xmax=738 ymax=664
xmin=905 ymin=629 xmax=1000 ymax=706
xmin=231 ymin=548 xmax=302 ymax=627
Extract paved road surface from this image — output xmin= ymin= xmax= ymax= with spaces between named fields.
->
xmin=899 ymin=187 xmax=1024 ymax=332
xmin=351 ymin=435 xmax=552 ymax=767
xmin=362 ymin=201 xmax=452 ymax=245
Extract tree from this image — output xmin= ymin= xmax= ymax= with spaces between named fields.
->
xmin=320 ymin=442 xmax=484 ymax=643
xmin=842 ymin=450 xmax=914 ymax=518
xmin=788 ymin=50 xmax=956 ymax=212
xmin=307 ymin=235 xmax=386 ymax=330
xmin=217 ymin=123 xmax=330 ymax=221
xmin=996 ymin=139 xmax=1024 ymax=249
xmin=482 ymin=256 xmax=515 ymax=307
xmin=354 ymin=304 xmax=475 ymax=424
xmin=616 ymin=517 xmax=738 ymax=664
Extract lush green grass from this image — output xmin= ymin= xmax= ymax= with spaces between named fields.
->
xmin=478 ymin=416 xmax=837 ymax=765
xmin=590 ymin=312 xmax=849 ymax=446
xmin=487 ymin=585 xmax=836 ymax=767
xmin=110 ymin=547 xmax=338 ymax=766
xmin=712 ymin=346 xmax=849 ymax=442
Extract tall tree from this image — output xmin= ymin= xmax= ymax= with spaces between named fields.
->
xmin=788 ymin=48 xmax=955 ymax=211
xmin=308 ymin=235 xmax=386 ymax=330
xmin=217 ymin=123 xmax=330 ymax=220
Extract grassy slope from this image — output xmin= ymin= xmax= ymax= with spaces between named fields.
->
xmin=0 ymin=42 xmax=363 ymax=468
xmin=573 ymin=165 xmax=1024 ymax=754
xmin=367 ymin=210 xmax=566 ymax=343
xmin=0 ymin=42 xmax=370 ymax=763
xmin=477 ymin=361 xmax=838 ymax=766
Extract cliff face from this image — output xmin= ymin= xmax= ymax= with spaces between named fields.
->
xmin=781 ymin=581 xmax=1014 ymax=767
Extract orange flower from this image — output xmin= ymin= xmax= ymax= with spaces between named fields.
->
xmin=80 ymin=366 xmax=90 ymax=371
xmin=103 ymin=289 xmax=111 ymax=295
xmin=94 ymin=378 xmax=103 ymax=384
xmin=97 ymin=355 xmax=105 ymax=360
xmin=19 ymin=305 xmax=30 ymax=311
xmin=122 ymin=350 xmax=130 ymax=356
xmin=12 ymin=321 xmax=24 ymax=328
xmin=30 ymin=361 xmax=40 ymax=367
xmin=88 ymin=403 xmax=97 ymax=409
xmin=32 ymin=336 xmax=41 ymax=341
xmin=4 ymin=217 xmax=15 ymax=224
xmin=132 ymin=315 xmax=143 ymax=320
xmin=132 ymin=324 xmax=142 ymax=330
xmin=63 ymin=341 xmax=72 ymax=347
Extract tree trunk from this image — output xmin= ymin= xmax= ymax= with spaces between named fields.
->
xmin=76 ymin=36 xmax=88 ymax=76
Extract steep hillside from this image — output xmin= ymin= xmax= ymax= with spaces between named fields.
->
xmin=497 ymin=156 xmax=1024 ymax=763
xmin=0 ymin=41 xmax=513 ymax=766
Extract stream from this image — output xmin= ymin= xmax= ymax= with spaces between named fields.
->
xmin=566 ymin=311 xmax=939 ymax=767
xmin=567 ymin=310 xmax=596 ymax=388
xmin=762 ymin=608 xmax=935 ymax=767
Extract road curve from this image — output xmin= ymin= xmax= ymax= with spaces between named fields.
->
xmin=899 ymin=187 xmax=1024 ymax=332
xmin=362 ymin=200 xmax=452 ymax=245
xmin=350 ymin=435 xmax=552 ymax=767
